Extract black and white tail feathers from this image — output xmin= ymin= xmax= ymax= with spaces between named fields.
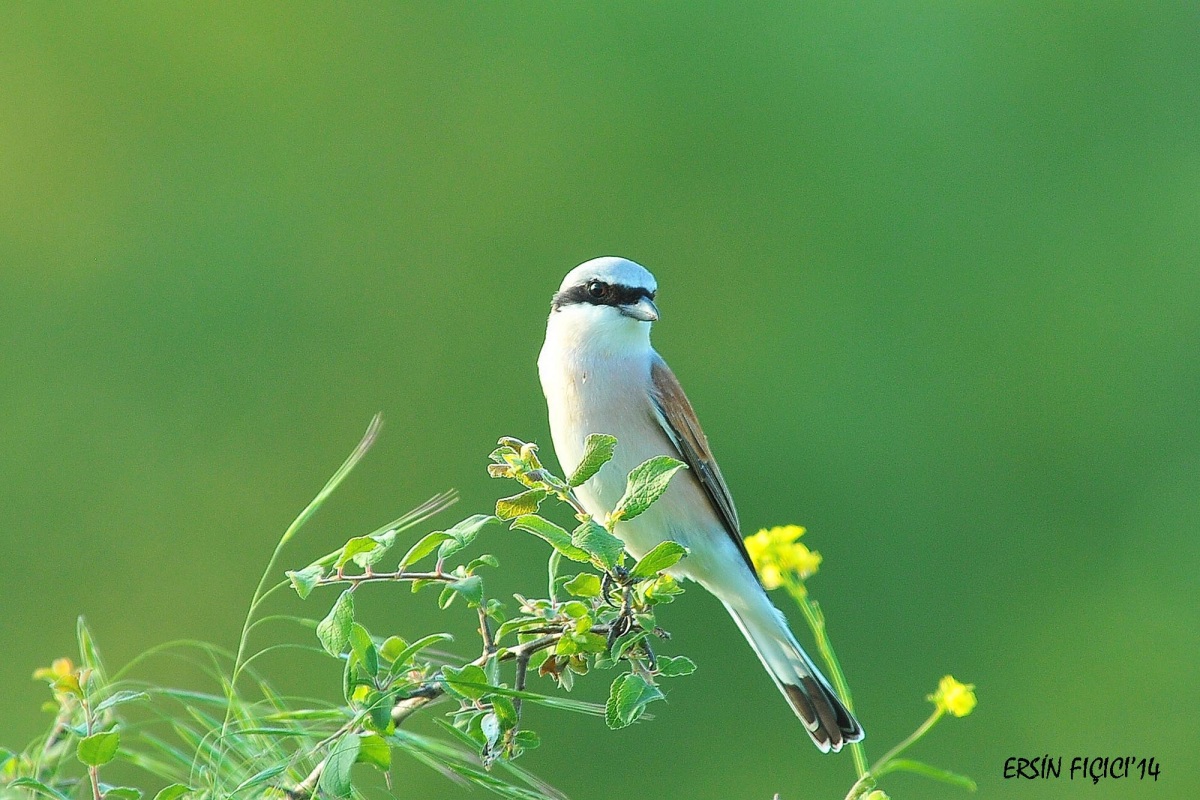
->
xmin=723 ymin=597 xmax=864 ymax=753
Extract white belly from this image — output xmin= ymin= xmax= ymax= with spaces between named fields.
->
xmin=537 ymin=340 xmax=751 ymax=595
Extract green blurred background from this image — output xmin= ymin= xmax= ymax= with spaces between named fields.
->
xmin=2 ymin=4 xmax=1198 ymax=798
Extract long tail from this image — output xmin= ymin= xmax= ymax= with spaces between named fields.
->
xmin=722 ymin=594 xmax=864 ymax=753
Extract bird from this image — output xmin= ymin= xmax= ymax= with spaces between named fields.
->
xmin=537 ymin=256 xmax=864 ymax=753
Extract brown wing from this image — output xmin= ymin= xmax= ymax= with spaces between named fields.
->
xmin=649 ymin=353 xmax=758 ymax=576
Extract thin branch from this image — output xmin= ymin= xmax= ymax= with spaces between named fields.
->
xmin=478 ymin=604 xmax=496 ymax=657
xmin=315 ymin=569 xmax=459 ymax=588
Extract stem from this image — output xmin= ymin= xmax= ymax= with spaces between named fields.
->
xmin=220 ymin=415 xmax=382 ymax=787
xmin=79 ymin=696 xmax=101 ymax=800
xmin=843 ymin=773 xmax=875 ymax=800
xmin=315 ymin=569 xmax=459 ymax=587
xmin=869 ymin=708 xmax=944 ymax=776
xmin=512 ymin=652 xmax=531 ymax=720
xmin=287 ymin=758 xmax=326 ymax=800
xmin=547 ymin=550 xmax=562 ymax=609
xmin=478 ymin=603 xmax=496 ymax=657
xmin=786 ymin=580 xmax=868 ymax=778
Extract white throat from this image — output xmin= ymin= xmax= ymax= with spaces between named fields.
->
xmin=541 ymin=303 xmax=653 ymax=363
xmin=538 ymin=303 xmax=657 ymax=478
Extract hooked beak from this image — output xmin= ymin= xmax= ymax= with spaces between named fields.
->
xmin=619 ymin=296 xmax=659 ymax=322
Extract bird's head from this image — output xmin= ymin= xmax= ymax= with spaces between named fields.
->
xmin=549 ymin=257 xmax=660 ymax=343
xmin=547 ymin=257 xmax=660 ymax=354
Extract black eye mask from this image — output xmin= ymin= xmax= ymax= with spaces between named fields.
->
xmin=552 ymin=280 xmax=656 ymax=310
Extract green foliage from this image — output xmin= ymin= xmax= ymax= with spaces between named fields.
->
xmin=2 ymin=426 xmax=697 ymax=800
xmin=399 ymin=530 xmax=454 ymax=567
xmin=316 ymin=589 xmax=355 ymax=656
xmin=629 ymin=541 xmax=688 ymax=580
xmin=604 ymin=673 xmax=665 ymax=730
xmin=76 ymin=732 xmax=119 ymax=767
xmin=318 ymin=734 xmax=360 ymax=798
xmin=495 ymin=488 xmax=549 ymax=521
xmin=284 ymin=563 xmax=323 ymax=599
xmin=563 ymin=573 xmax=601 ymax=598
xmin=510 ymin=515 xmax=591 ymax=563
xmin=567 ymin=433 xmax=617 ymax=487
xmin=570 ymin=520 xmax=624 ymax=570
xmin=611 ymin=455 xmax=687 ymax=523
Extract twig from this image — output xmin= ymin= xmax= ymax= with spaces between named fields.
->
xmin=315 ymin=569 xmax=459 ymax=588
xmin=286 ymin=758 xmax=326 ymax=800
xmin=478 ymin=603 xmax=496 ymax=657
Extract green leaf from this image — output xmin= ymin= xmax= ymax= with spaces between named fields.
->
xmin=491 ymin=695 xmax=518 ymax=729
xmin=604 ymin=673 xmax=665 ymax=730
xmin=319 ymin=733 xmax=361 ymax=798
xmin=563 ymin=572 xmax=602 ymax=598
xmin=514 ymin=729 xmax=541 ymax=750
xmin=609 ymin=629 xmax=649 ymax=661
xmin=343 ymin=650 xmax=362 ymax=704
xmin=354 ymin=529 xmax=397 ymax=568
xmin=560 ymin=601 xmax=590 ymax=620
xmin=357 ymin=733 xmax=392 ymax=771
xmin=363 ymin=689 xmax=396 ymax=733
xmin=612 ymin=456 xmax=687 ymax=523
xmin=572 ymin=520 xmax=625 ymax=570
xmin=559 ymin=631 xmax=607 ymax=655
xmin=316 ymin=590 xmax=355 ymax=656
xmin=438 ymin=573 xmax=484 ymax=608
xmin=643 ymin=573 xmax=685 ymax=604
xmin=480 ymin=711 xmax=502 ymax=756
xmin=334 ymin=530 xmax=400 ymax=571
xmin=656 ymin=655 xmax=697 ymax=677
xmin=152 ymin=785 xmax=192 ymax=800
xmin=438 ymin=514 xmax=499 ymax=560
xmin=350 ymin=623 xmax=379 ymax=678
xmin=94 ymin=690 xmax=149 ymax=714
xmin=568 ymin=433 xmax=618 ymax=486
xmin=442 ymin=665 xmax=490 ymax=700
xmin=494 ymin=616 xmax=548 ymax=640
xmin=398 ymin=531 xmax=453 ymax=568
xmin=285 ymin=563 xmax=325 ymax=599
xmin=9 ymin=779 xmax=73 ymax=800
xmin=335 ymin=536 xmax=380 ymax=569
xmin=77 ymin=730 xmax=120 ymax=767
xmin=467 ymin=554 xmax=500 ymax=571
xmin=629 ymin=541 xmax=688 ymax=580
xmin=76 ymin=616 xmax=105 ymax=680
xmin=495 ymin=489 xmax=549 ymax=521
xmin=231 ymin=764 xmax=287 ymax=795
xmin=379 ymin=635 xmax=407 ymax=664
xmin=511 ymin=515 xmax=591 ymax=562
xmin=387 ymin=632 xmax=454 ymax=674
xmin=104 ymin=789 xmax=141 ymax=800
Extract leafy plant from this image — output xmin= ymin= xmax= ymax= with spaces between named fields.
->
xmin=2 ymin=420 xmax=976 ymax=800
xmin=2 ymin=421 xmax=696 ymax=800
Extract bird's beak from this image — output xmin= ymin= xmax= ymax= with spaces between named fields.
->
xmin=619 ymin=297 xmax=659 ymax=322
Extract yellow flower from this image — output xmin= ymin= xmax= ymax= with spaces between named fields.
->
xmin=928 ymin=674 xmax=977 ymax=717
xmin=864 ymin=791 xmax=890 ymax=800
xmin=32 ymin=657 xmax=75 ymax=683
xmin=744 ymin=525 xmax=821 ymax=590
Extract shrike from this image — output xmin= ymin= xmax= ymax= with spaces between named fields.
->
xmin=537 ymin=256 xmax=863 ymax=752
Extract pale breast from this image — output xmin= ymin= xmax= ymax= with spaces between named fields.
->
xmin=538 ymin=340 xmax=730 ymax=576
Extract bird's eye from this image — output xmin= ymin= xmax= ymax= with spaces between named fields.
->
xmin=587 ymin=280 xmax=607 ymax=299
